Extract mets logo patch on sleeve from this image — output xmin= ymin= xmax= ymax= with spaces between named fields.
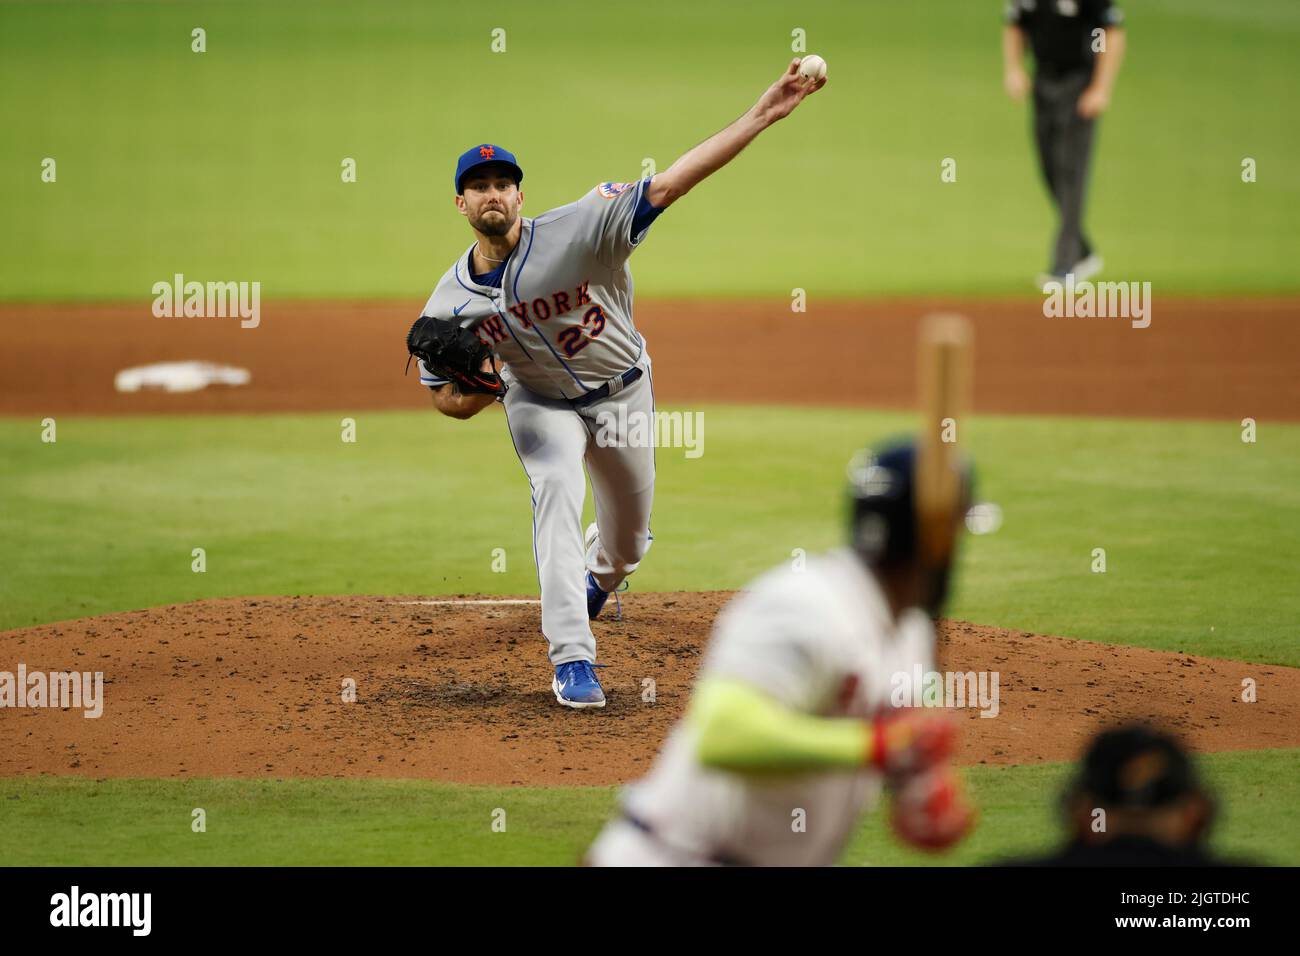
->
xmin=597 ymin=181 xmax=632 ymax=199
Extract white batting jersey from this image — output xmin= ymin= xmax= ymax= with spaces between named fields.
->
xmin=417 ymin=178 xmax=656 ymax=401
xmin=612 ymin=548 xmax=936 ymax=866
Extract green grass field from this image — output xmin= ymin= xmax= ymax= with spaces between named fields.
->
xmin=1 ymin=0 xmax=1297 ymax=300
xmin=3 ymin=0 xmax=1296 ymax=868
xmin=4 ymin=408 xmax=1298 ymax=665
xmin=3 ymin=750 xmax=1296 ymax=865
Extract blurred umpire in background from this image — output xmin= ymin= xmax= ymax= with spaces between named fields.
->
xmin=1003 ymin=0 xmax=1126 ymax=288
xmin=1003 ymin=725 xmax=1245 ymax=866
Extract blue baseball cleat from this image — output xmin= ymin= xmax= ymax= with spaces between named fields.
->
xmin=586 ymin=571 xmax=612 ymax=620
xmin=553 ymin=660 xmax=606 ymax=709
xmin=584 ymin=523 xmax=629 ymax=621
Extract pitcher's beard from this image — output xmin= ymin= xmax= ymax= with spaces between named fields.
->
xmin=474 ymin=210 xmax=514 ymax=237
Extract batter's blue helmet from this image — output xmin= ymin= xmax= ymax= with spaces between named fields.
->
xmin=847 ymin=438 xmax=973 ymax=613
xmin=847 ymin=441 xmax=923 ymax=565
xmin=454 ymin=143 xmax=523 ymax=195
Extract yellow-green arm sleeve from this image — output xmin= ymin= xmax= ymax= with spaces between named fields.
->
xmin=690 ymin=677 xmax=869 ymax=773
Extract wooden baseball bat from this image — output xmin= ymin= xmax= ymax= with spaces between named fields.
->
xmin=916 ymin=313 xmax=973 ymax=565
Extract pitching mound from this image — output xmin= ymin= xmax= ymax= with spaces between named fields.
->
xmin=2 ymin=594 xmax=1297 ymax=786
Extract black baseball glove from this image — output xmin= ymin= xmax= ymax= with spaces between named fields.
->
xmin=405 ymin=315 xmax=507 ymax=398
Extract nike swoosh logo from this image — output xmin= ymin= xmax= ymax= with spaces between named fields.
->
xmin=453 ymin=300 xmax=471 ymax=316
xmin=556 ymin=679 xmax=568 ymax=693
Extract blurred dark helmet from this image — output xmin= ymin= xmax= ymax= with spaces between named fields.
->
xmin=846 ymin=439 xmax=973 ymax=616
xmin=1062 ymin=724 xmax=1216 ymax=851
xmin=1069 ymin=725 xmax=1204 ymax=810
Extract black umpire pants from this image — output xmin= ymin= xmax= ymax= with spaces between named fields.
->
xmin=1032 ymin=69 xmax=1097 ymax=275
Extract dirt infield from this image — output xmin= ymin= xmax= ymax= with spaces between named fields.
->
xmin=2 ymin=594 xmax=1296 ymax=786
xmin=2 ymin=297 xmax=1298 ymax=419
xmin=3 ymin=297 xmax=1297 ymax=787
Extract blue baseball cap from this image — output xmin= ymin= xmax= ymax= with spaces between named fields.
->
xmin=454 ymin=143 xmax=523 ymax=194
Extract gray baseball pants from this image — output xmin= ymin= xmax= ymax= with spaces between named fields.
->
xmin=502 ymin=357 xmax=655 ymax=666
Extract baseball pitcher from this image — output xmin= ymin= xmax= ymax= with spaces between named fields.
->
xmin=586 ymin=440 xmax=975 ymax=865
xmin=407 ymin=59 xmax=827 ymax=709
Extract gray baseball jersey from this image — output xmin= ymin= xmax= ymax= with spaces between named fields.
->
xmin=587 ymin=547 xmax=937 ymax=866
xmin=417 ymin=178 xmax=654 ymax=399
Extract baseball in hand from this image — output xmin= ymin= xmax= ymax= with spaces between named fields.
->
xmin=797 ymin=54 xmax=827 ymax=87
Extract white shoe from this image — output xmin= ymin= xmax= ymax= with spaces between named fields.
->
xmin=1072 ymin=254 xmax=1104 ymax=282
xmin=584 ymin=522 xmax=600 ymax=554
xmin=1036 ymin=272 xmax=1067 ymax=292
